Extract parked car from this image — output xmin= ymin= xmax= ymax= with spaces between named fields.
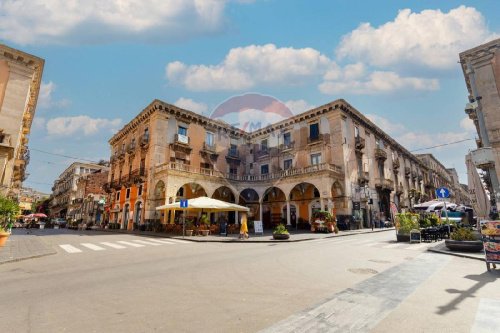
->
xmin=52 ymin=218 xmax=67 ymax=228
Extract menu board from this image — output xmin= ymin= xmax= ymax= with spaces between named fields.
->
xmin=254 ymin=221 xmax=263 ymax=234
xmin=481 ymin=221 xmax=500 ymax=262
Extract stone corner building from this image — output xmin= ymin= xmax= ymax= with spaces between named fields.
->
xmin=0 ymin=44 xmax=44 ymax=197
xmin=106 ymin=98 xmax=467 ymax=231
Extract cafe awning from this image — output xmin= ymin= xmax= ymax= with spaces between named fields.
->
xmin=156 ymin=196 xmax=249 ymax=212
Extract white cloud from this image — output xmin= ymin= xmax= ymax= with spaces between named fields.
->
xmin=366 ymin=114 xmax=406 ymax=135
xmin=0 ymin=0 xmax=236 ymax=45
xmin=46 ymin=116 xmax=122 ymax=136
xmin=32 ymin=117 xmax=46 ymax=130
xmin=460 ymin=117 xmax=476 ymax=133
xmin=38 ymin=81 xmax=70 ymax=109
xmin=166 ymin=44 xmax=332 ymax=91
xmin=336 ymin=6 xmax=498 ymax=69
xmin=174 ymin=97 xmax=208 ymax=114
xmin=319 ymin=70 xmax=439 ymax=95
xmin=284 ymin=99 xmax=315 ymax=114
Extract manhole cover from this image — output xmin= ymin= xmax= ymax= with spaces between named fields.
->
xmin=348 ymin=268 xmax=378 ymax=275
xmin=368 ymin=259 xmax=390 ymax=264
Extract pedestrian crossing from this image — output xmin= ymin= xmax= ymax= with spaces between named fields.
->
xmin=58 ymin=237 xmax=189 ymax=254
xmin=312 ymin=237 xmax=438 ymax=251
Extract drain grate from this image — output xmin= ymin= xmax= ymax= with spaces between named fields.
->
xmin=348 ymin=268 xmax=379 ymax=275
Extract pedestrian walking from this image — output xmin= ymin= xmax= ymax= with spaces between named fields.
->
xmin=239 ymin=215 xmax=249 ymax=239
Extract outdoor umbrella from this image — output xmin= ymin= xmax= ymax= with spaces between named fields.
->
xmin=33 ymin=213 xmax=48 ymax=218
xmin=156 ymin=196 xmax=249 ymax=212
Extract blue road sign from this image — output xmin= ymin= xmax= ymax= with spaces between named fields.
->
xmin=180 ymin=199 xmax=188 ymax=208
xmin=436 ymin=187 xmax=450 ymax=199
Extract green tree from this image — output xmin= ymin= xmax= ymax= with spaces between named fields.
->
xmin=0 ymin=195 xmax=20 ymax=231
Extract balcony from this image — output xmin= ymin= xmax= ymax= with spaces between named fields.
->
xmin=175 ymin=133 xmax=190 ymax=145
xmin=374 ymin=148 xmax=387 ymax=161
xmin=307 ymin=133 xmax=329 ymax=145
xmin=355 ymin=136 xmax=365 ymax=151
xmin=280 ymin=141 xmax=295 ymax=151
xmin=404 ymin=166 xmax=411 ymax=176
xmin=375 ymin=177 xmax=394 ymax=191
xmin=129 ymin=168 xmax=148 ymax=184
xmin=226 ymin=149 xmax=240 ymax=162
xmin=395 ymin=184 xmax=404 ymax=194
xmin=156 ymin=162 xmax=343 ymax=182
xmin=358 ymin=171 xmax=369 ymax=185
xmin=202 ymin=142 xmax=217 ymax=152
xmin=140 ymin=133 xmax=150 ymax=148
xmin=127 ymin=142 xmax=136 ymax=153
xmin=255 ymin=148 xmax=270 ymax=158
xmin=393 ymin=159 xmax=400 ymax=170
xmin=117 ymin=150 xmax=126 ymax=160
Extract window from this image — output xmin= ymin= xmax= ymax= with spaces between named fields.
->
xmin=205 ymin=132 xmax=214 ymax=146
xmin=229 ymin=165 xmax=238 ymax=175
xmin=229 ymin=144 xmax=238 ymax=156
xmin=311 ymin=153 xmax=321 ymax=165
xmin=138 ymin=185 xmax=143 ymax=196
xmin=261 ymin=164 xmax=269 ymax=174
xmin=178 ymin=126 xmax=187 ymax=136
xmin=126 ymin=188 xmax=131 ymax=199
xmin=283 ymin=132 xmax=291 ymax=146
xmin=309 ymin=123 xmax=319 ymax=140
xmin=261 ymin=139 xmax=268 ymax=152
xmin=140 ymin=158 xmax=146 ymax=176
xmin=249 ymin=163 xmax=253 ymax=169
xmin=284 ymin=159 xmax=292 ymax=170
xmin=354 ymin=126 xmax=360 ymax=138
xmin=116 ymin=192 xmax=120 ymax=201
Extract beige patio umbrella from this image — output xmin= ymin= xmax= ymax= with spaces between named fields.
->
xmin=155 ymin=196 xmax=249 ymax=212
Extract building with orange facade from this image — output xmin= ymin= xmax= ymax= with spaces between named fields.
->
xmin=106 ymin=98 xmax=465 ymax=230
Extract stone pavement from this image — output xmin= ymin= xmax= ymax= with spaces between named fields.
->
xmin=0 ymin=229 xmax=56 ymax=265
xmin=429 ymin=241 xmax=486 ymax=261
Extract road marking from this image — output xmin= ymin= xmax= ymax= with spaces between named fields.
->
xmin=117 ymin=241 xmax=145 ymax=248
xmin=80 ymin=243 xmax=105 ymax=251
xmin=59 ymin=244 xmax=82 ymax=253
xmin=100 ymin=242 xmax=127 ymax=249
xmin=144 ymin=238 xmax=176 ymax=245
xmin=133 ymin=239 xmax=162 ymax=246
xmin=147 ymin=238 xmax=189 ymax=244
xmin=363 ymin=242 xmax=380 ymax=247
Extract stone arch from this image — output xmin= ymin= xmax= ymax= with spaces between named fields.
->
xmin=261 ymin=186 xmax=287 ymax=229
xmin=212 ymin=186 xmax=237 ymax=203
xmin=134 ymin=200 xmax=143 ymax=225
xmin=289 ymin=182 xmax=321 ymax=225
xmin=239 ymin=188 xmax=260 ymax=222
xmin=176 ymin=182 xmax=207 ymax=200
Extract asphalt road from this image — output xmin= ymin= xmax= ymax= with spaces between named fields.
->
xmin=0 ymin=231 xmax=499 ymax=332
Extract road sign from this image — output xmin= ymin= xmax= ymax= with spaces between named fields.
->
xmin=180 ymin=199 xmax=188 ymax=208
xmin=436 ymin=187 xmax=450 ymax=199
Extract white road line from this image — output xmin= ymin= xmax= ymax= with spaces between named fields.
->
xmin=117 ymin=241 xmax=145 ymax=248
xmin=100 ymin=242 xmax=127 ymax=249
xmin=133 ymin=239 xmax=162 ymax=246
xmin=147 ymin=238 xmax=189 ymax=244
xmin=363 ymin=242 xmax=380 ymax=247
xmin=59 ymin=244 xmax=82 ymax=253
xmin=382 ymin=243 xmax=403 ymax=249
xmin=144 ymin=238 xmax=176 ymax=245
xmin=80 ymin=243 xmax=106 ymax=251
xmin=405 ymin=243 xmax=431 ymax=250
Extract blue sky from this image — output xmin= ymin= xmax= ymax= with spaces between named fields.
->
xmin=1 ymin=0 xmax=499 ymax=193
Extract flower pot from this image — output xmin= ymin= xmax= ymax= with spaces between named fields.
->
xmin=0 ymin=232 xmax=10 ymax=247
xmin=185 ymin=230 xmax=193 ymax=237
xmin=39 ymin=224 xmax=45 ymax=230
xmin=273 ymin=233 xmax=290 ymax=240
xmin=396 ymin=233 xmax=410 ymax=242
xmin=445 ymin=239 xmax=484 ymax=252
xmin=54 ymin=225 xmax=59 ymax=229
xmin=200 ymin=230 xmax=209 ymax=236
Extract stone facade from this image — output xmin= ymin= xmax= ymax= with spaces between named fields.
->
xmin=50 ymin=162 xmax=109 ymax=219
xmin=72 ymin=169 xmax=109 ymax=225
xmin=460 ymin=38 xmax=500 ymax=206
xmin=0 ymin=44 xmax=44 ymax=197
xmin=106 ymin=98 xmax=466 ymax=230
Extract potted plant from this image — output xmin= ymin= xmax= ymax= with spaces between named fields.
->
xmin=273 ymin=224 xmax=290 ymax=240
xmin=445 ymin=227 xmax=483 ymax=252
xmin=395 ymin=212 xmax=419 ymax=242
xmin=0 ymin=195 xmax=19 ymax=246
xmin=199 ymin=214 xmax=210 ymax=236
xmin=184 ymin=218 xmax=194 ymax=236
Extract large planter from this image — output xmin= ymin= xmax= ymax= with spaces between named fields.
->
xmin=200 ymin=230 xmax=209 ymax=236
xmin=396 ymin=233 xmax=411 ymax=242
xmin=0 ymin=232 xmax=11 ymax=247
xmin=185 ymin=230 xmax=193 ymax=237
xmin=445 ymin=239 xmax=484 ymax=252
xmin=273 ymin=233 xmax=290 ymax=240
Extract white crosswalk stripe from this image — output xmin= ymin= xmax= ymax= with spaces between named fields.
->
xmin=382 ymin=243 xmax=403 ymax=249
xmin=59 ymin=244 xmax=82 ymax=253
xmin=133 ymin=240 xmax=162 ymax=246
xmin=80 ymin=243 xmax=106 ymax=251
xmin=117 ymin=240 xmax=145 ymax=248
xmin=146 ymin=238 xmax=189 ymax=244
xmin=100 ymin=242 xmax=127 ymax=249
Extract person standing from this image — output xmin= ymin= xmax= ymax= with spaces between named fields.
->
xmin=239 ymin=214 xmax=249 ymax=239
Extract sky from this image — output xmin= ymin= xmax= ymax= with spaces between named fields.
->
xmin=1 ymin=0 xmax=499 ymax=194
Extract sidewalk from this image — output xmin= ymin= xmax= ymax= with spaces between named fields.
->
xmin=428 ymin=242 xmax=485 ymax=261
xmin=97 ymin=226 xmax=396 ymax=243
xmin=0 ymin=229 xmax=56 ymax=265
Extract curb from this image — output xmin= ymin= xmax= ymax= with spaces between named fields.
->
xmin=427 ymin=247 xmax=485 ymax=262
xmin=0 ymin=251 xmax=57 ymax=265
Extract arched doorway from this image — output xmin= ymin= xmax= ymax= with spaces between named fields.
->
xmin=239 ymin=188 xmax=260 ymax=224
xmin=134 ymin=201 xmax=143 ymax=225
xmin=122 ymin=203 xmax=130 ymax=229
xmin=176 ymin=183 xmax=207 ymax=200
xmin=212 ymin=186 xmax=236 ymax=223
xmin=289 ymin=182 xmax=320 ymax=227
xmin=262 ymin=187 xmax=286 ymax=229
